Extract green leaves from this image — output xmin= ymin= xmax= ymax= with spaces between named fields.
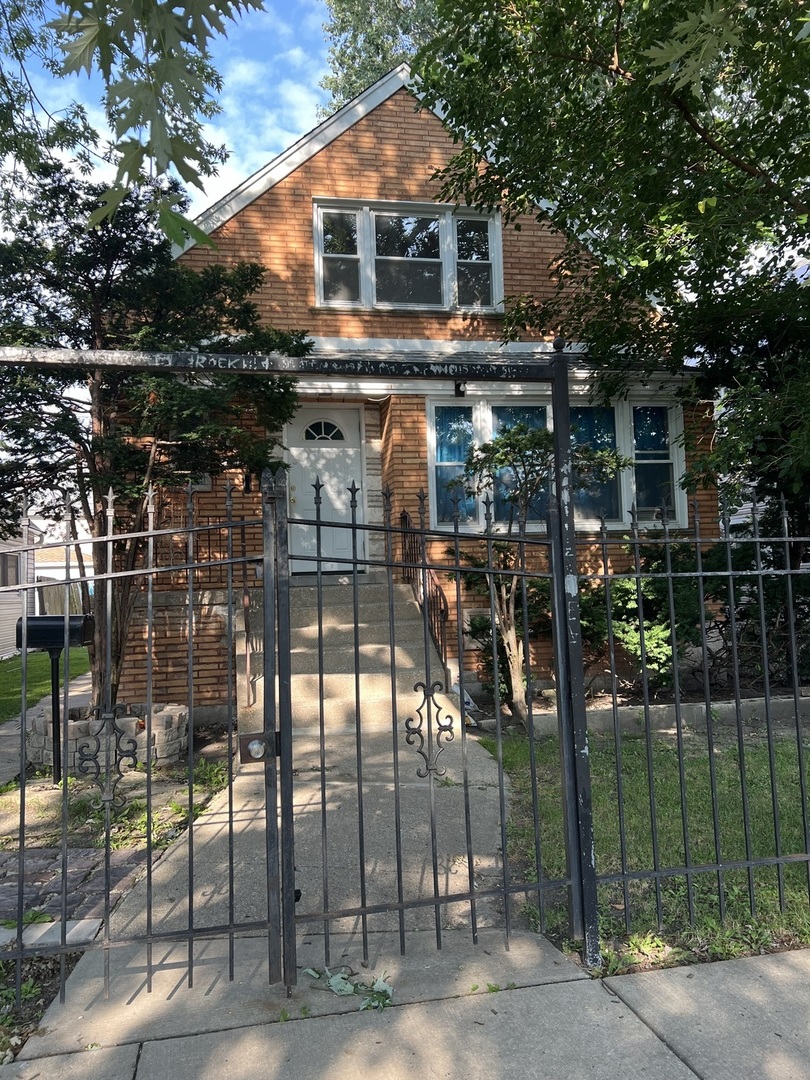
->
xmin=303 ymin=967 xmax=395 ymax=1010
xmin=0 ymin=165 xmax=308 ymax=538
xmin=1 ymin=1 xmax=264 ymax=234
xmin=319 ymin=0 xmax=438 ymax=113
xmin=52 ymin=12 xmax=108 ymax=77
xmin=157 ymin=199 xmax=211 ymax=249
xmin=415 ymin=0 xmax=810 ymax=531
xmin=645 ymin=1 xmax=743 ymax=95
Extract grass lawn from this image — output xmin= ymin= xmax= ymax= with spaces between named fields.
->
xmin=482 ymin=728 xmax=810 ymax=971
xmin=0 ymin=650 xmax=91 ymax=725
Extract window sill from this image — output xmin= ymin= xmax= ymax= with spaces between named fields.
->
xmin=309 ymin=304 xmax=503 ymax=317
xmin=432 ymin=520 xmax=688 ymax=535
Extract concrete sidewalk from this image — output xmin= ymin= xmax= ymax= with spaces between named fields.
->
xmin=1 ymin=940 xmax=808 ymax=1079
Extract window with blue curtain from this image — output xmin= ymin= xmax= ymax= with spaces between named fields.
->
xmin=491 ymin=405 xmax=548 ymax=523
xmin=434 ymin=406 xmax=477 ymax=522
xmin=570 ymin=406 xmax=620 ymax=521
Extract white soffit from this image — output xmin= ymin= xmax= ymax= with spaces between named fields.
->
xmin=180 ymin=64 xmax=419 ymax=253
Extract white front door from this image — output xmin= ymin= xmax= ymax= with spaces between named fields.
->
xmin=287 ymin=406 xmax=365 ymax=572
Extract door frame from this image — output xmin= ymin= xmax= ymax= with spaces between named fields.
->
xmin=284 ymin=402 xmax=368 ymax=571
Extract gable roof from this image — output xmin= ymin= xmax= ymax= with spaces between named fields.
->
xmin=183 ymin=64 xmax=424 ymax=252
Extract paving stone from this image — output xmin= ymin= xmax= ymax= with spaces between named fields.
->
xmin=109 ymin=848 xmax=144 ymax=866
xmin=61 ymin=858 xmax=100 ymax=872
xmin=21 ymin=871 xmax=56 ymax=885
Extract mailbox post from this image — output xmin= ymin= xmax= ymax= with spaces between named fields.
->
xmin=16 ymin=616 xmax=95 ymax=783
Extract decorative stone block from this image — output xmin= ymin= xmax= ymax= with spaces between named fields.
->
xmin=26 ymin=703 xmax=189 ymax=775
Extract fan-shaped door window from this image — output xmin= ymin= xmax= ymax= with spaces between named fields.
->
xmin=303 ymin=420 xmax=345 ymax=442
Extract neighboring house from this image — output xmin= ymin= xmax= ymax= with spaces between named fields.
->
xmin=119 ymin=65 xmax=715 ymax=709
xmin=0 ymin=527 xmax=42 ymax=659
xmin=0 ymin=539 xmax=25 ymax=659
xmin=30 ymin=517 xmax=90 ymax=617
xmin=0 ymin=517 xmax=87 ymax=660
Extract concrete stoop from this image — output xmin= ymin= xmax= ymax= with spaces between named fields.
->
xmin=237 ymin=581 xmax=462 ymax=732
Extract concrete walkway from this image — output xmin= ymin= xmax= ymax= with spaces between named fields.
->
xmin=1 ymin=941 xmax=808 ymax=1079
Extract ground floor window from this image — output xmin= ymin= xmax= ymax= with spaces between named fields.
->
xmin=428 ymin=399 xmax=685 ymax=529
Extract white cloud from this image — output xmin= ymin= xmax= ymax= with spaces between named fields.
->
xmin=220 ymin=58 xmax=270 ymax=90
xmin=10 ymin=2 xmax=333 ymax=219
xmin=298 ymin=0 xmax=329 ymax=37
xmin=226 ymin=5 xmax=296 ymax=43
xmin=279 ymin=46 xmax=309 ymax=70
xmin=189 ymin=7 xmax=331 ymax=214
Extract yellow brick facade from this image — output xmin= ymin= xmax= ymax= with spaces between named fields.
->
xmin=118 ymin=80 xmax=718 ymax=707
xmin=180 ymin=88 xmax=561 ymax=343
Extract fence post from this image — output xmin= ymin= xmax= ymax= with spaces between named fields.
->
xmin=260 ymin=468 xmax=283 ymax=985
xmin=272 ymin=468 xmax=298 ymax=990
xmin=550 ymin=346 xmax=602 ymax=968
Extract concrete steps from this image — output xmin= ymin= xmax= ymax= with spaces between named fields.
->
xmin=288 ymin=583 xmax=418 ymax=621
xmin=289 ymin=644 xmax=439 ymax=675
xmin=237 ymin=581 xmax=459 ymax=732
xmin=289 ymin=583 xmax=453 ymax=729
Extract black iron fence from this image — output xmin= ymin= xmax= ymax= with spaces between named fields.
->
xmin=573 ymin=499 xmax=810 ymax=942
xmin=0 ymin=479 xmax=808 ymax=1003
xmin=400 ymin=506 xmax=449 ymax=668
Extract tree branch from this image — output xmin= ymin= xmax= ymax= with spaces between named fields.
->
xmin=612 ymin=0 xmax=626 ymax=80
xmin=666 ymin=91 xmax=810 ymax=218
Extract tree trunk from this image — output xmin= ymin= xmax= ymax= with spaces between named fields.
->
xmin=500 ymin=621 xmax=529 ymax=727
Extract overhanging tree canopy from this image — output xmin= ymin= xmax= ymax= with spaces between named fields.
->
xmin=414 ymin=0 xmax=810 ymax=521
xmin=320 ymin=0 xmax=437 ymax=113
xmin=0 ymin=0 xmax=263 ymax=239
xmin=0 ymin=167 xmax=307 ymax=704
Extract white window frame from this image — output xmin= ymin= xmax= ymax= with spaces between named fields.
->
xmin=313 ymin=199 xmax=503 ymax=313
xmin=621 ymin=398 xmax=687 ymax=527
xmin=427 ymin=397 xmax=688 ymax=531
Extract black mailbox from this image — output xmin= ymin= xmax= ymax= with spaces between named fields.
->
xmin=16 ymin=615 xmax=95 ymax=651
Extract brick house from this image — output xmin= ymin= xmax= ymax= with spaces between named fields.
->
xmin=119 ymin=65 xmax=714 ymax=712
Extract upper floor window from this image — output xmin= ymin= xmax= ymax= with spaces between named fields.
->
xmin=315 ymin=201 xmax=502 ymax=312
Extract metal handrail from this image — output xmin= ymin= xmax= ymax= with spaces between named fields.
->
xmin=400 ymin=510 xmax=449 ymax=667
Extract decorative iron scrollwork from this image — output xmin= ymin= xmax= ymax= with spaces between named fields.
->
xmin=77 ymin=704 xmax=138 ymax=810
xmin=404 ymin=681 xmax=454 ymax=778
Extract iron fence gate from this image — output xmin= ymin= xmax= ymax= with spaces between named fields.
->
xmin=282 ymin=471 xmax=596 ymax=969
xmin=1 ymin=428 xmax=809 ymax=1001
xmin=6 ymin=478 xmax=305 ymax=995
xmin=1 ymin=450 xmax=602 ymax=1001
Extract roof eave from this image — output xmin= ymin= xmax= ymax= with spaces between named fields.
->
xmin=175 ymin=63 xmax=418 ymax=256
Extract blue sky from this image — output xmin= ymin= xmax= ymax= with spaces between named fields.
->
xmin=31 ymin=1 xmax=332 ymax=214
xmin=196 ymin=1 xmax=331 ymax=210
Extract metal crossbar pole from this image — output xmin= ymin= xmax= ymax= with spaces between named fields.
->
xmin=260 ymin=470 xmax=283 ymax=984
xmin=274 ymin=469 xmax=298 ymax=990
xmin=551 ymin=350 xmax=601 ymax=968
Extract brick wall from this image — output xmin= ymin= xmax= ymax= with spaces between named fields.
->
xmin=118 ymin=591 xmax=233 ymax=712
xmin=180 ymin=88 xmax=563 ymax=343
xmin=380 ymin=396 xmax=428 ymax=521
xmin=145 ymin=87 xmax=723 ymax=705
